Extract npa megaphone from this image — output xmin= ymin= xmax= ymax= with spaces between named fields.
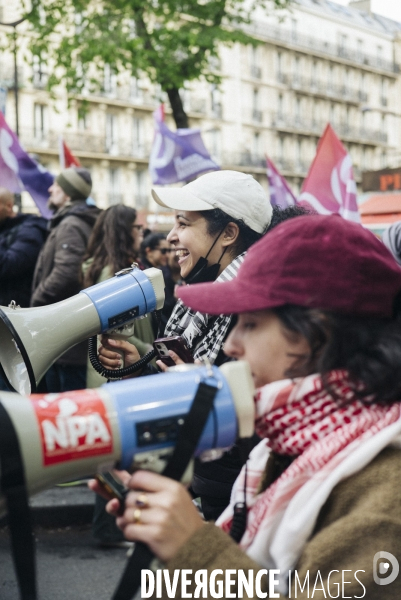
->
xmin=0 ymin=266 xmax=164 ymax=395
xmin=0 ymin=361 xmax=254 ymax=516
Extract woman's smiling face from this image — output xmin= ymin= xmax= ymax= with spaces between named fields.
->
xmin=167 ymin=211 xmax=218 ymax=279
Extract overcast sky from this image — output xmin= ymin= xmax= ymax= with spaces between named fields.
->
xmin=331 ymin=0 xmax=401 ymax=22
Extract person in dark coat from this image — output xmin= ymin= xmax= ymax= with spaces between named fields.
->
xmin=31 ymin=167 xmax=101 ymax=392
xmin=0 ymin=188 xmax=47 ymax=308
xmin=0 ymin=188 xmax=48 ymax=391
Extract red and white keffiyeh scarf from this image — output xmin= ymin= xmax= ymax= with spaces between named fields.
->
xmin=216 ymin=370 xmax=401 ymax=594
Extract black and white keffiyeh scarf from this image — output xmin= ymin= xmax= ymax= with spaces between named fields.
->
xmin=164 ymin=253 xmax=246 ymax=363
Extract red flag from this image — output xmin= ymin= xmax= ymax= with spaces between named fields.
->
xmin=59 ymin=137 xmax=81 ymax=168
xmin=299 ymin=124 xmax=360 ymax=222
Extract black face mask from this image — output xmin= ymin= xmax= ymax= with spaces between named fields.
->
xmin=183 ymin=228 xmax=227 ymax=285
xmin=183 ymin=257 xmax=221 ymax=284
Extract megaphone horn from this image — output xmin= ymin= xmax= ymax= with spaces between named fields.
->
xmin=0 ymin=266 xmax=165 ymax=395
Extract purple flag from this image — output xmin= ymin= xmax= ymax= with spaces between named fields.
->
xmin=149 ymin=108 xmax=219 ymax=185
xmin=0 ymin=113 xmax=54 ymax=218
xmin=266 ymin=157 xmax=297 ymax=208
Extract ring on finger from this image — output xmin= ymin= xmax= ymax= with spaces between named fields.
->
xmin=133 ymin=508 xmax=142 ymax=524
xmin=135 ymin=493 xmax=149 ymax=509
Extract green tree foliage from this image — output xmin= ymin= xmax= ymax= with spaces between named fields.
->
xmin=23 ymin=0 xmax=292 ymax=127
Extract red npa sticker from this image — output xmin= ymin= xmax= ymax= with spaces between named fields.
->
xmin=31 ymin=389 xmax=113 ymax=466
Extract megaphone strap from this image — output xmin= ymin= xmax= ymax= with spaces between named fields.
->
xmin=112 ymin=381 xmax=219 ymax=600
xmin=0 ymin=402 xmax=37 ymax=600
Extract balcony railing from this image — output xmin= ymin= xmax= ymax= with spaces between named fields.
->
xmin=223 ymin=152 xmax=266 ymax=168
xmin=278 ymin=72 xmax=368 ymax=104
xmin=19 ymin=128 xmax=153 ymax=158
xmin=245 ymin=23 xmax=399 ymax=74
xmin=271 ymin=113 xmax=388 ymax=144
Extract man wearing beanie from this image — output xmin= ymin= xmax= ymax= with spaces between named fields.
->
xmin=31 ymin=167 xmax=101 ymax=392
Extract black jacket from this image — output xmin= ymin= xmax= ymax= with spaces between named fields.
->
xmin=0 ymin=214 xmax=48 ymax=307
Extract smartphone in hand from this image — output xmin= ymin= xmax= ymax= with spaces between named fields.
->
xmin=153 ymin=336 xmax=194 ymax=366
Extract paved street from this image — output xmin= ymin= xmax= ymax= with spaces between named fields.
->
xmin=0 ymin=523 xmax=131 ymax=600
xmin=0 ymin=485 xmax=133 ymax=600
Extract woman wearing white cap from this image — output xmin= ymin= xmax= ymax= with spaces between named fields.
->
xmin=98 ymin=170 xmax=309 ymax=519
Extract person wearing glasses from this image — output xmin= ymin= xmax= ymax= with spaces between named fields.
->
xmin=140 ymin=232 xmax=171 ymax=269
xmin=140 ymin=232 xmax=176 ymax=327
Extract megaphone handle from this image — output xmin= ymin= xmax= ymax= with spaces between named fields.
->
xmin=112 ymin=381 xmax=218 ymax=600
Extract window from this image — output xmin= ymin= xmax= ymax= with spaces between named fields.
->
xmin=32 ymin=56 xmax=48 ymax=89
xmin=210 ymin=85 xmax=222 ymax=118
xmin=132 ymin=117 xmax=145 ymax=157
xmin=207 ymin=128 xmax=221 ymax=162
xmin=130 ymin=77 xmax=143 ymax=102
xmin=103 ymin=64 xmax=117 ymax=96
xmin=134 ymin=170 xmax=148 ymax=209
xmin=278 ymin=93 xmax=284 ymax=119
xmin=276 ymin=52 xmax=282 ymax=79
xmin=253 ymin=132 xmax=261 ymax=156
xmin=250 ymin=46 xmax=261 ymax=79
xmin=252 ymin=88 xmax=262 ymax=122
xmin=78 ymin=109 xmax=89 ymax=131
xmin=106 ymin=113 xmax=119 ymax=155
xmin=109 ymin=168 xmax=122 ymax=205
xmin=34 ymin=104 xmax=48 ymax=142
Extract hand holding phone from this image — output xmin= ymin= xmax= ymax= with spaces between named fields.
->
xmin=153 ymin=336 xmax=194 ymax=367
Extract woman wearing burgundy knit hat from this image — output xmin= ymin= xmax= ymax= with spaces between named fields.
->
xmin=101 ymin=215 xmax=401 ymax=599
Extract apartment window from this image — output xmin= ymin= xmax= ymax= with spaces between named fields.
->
xmin=130 ymin=77 xmax=143 ymax=102
xmin=293 ymin=55 xmax=300 ymax=76
xmin=278 ymin=136 xmax=285 ymax=160
xmin=106 ymin=113 xmax=119 ymax=155
xmin=32 ymin=55 xmax=48 ymax=89
xmin=132 ymin=117 xmax=145 ymax=157
xmin=381 ymin=77 xmax=388 ymax=106
xmin=250 ymin=46 xmax=262 ymax=79
xmin=109 ymin=168 xmax=122 ymax=205
xmin=103 ymin=64 xmax=117 ymax=96
xmin=278 ymin=93 xmax=284 ymax=119
xmin=276 ymin=52 xmax=282 ymax=79
xmin=311 ymin=61 xmax=318 ymax=85
xmin=253 ymin=132 xmax=261 ymax=157
xmin=78 ymin=109 xmax=89 ymax=131
xmin=296 ymin=138 xmax=302 ymax=167
xmin=180 ymin=88 xmax=191 ymax=113
xmin=210 ymin=85 xmax=222 ymax=118
xmin=134 ymin=170 xmax=148 ymax=209
xmin=330 ymin=103 xmax=336 ymax=124
xmin=252 ymin=88 xmax=262 ymax=122
xmin=34 ymin=104 xmax=48 ymax=142
xmin=357 ymin=39 xmax=364 ymax=59
xmin=339 ymin=34 xmax=347 ymax=50
xmin=207 ymin=128 xmax=221 ymax=161
xmin=295 ymin=97 xmax=301 ymax=122
xmin=381 ymin=150 xmax=387 ymax=169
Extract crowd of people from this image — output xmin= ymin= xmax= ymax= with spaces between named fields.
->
xmin=1 ymin=166 xmax=401 ymax=598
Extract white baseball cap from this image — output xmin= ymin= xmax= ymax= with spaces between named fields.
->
xmin=151 ymin=170 xmax=273 ymax=234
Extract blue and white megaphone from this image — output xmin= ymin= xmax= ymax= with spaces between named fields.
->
xmin=0 ymin=266 xmax=165 ymax=395
xmin=0 ymin=361 xmax=254 ymax=516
